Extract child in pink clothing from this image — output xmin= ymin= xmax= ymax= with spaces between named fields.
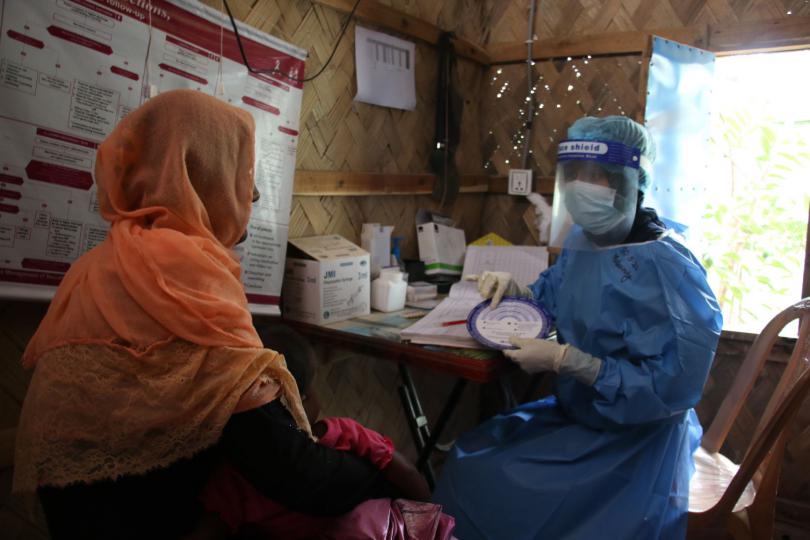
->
xmin=200 ymin=325 xmax=451 ymax=540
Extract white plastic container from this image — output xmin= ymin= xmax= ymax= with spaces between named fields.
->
xmin=406 ymin=281 xmax=438 ymax=302
xmin=371 ymin=271 xmax=407 ymax=312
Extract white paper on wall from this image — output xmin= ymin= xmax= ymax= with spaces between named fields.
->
xmin=0 ymin=0 xmax=306 ymax=315
xmin=354 ymin=26 xmax=415 ymax=111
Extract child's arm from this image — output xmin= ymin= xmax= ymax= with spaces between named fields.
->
xmin=220 ymin=403 xmax=396 ymax=517
xmin=381 ymin=450 xmax=430 ymax=501
xmin=316 ymin=417 xmax=430 ymax=501
xmin=315 ymin=417 xmax=394 ymax=468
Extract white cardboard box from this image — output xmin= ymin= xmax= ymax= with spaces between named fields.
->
xmin=416 ymin=222 xmax=466 ymax=275
xmin=360 ymin=223 xmax=393 ymax=277
xmin=282 ymin=235 xmax=370 ymax=325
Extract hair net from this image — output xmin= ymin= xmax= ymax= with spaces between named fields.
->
xmin=567 ymin=116 xmax=656 ymax=192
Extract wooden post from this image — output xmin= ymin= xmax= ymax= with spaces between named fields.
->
xmin=635 ymin=34 xmax=653 ymax=124
xmin=802 ymin=201 xmax=810 ymax=298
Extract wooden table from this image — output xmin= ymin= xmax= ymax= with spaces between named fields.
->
xmin=271 ymin=310 xmax=513 ymax=489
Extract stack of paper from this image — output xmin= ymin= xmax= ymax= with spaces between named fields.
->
xmin=400 ymin=246 xmax=548 ymax=348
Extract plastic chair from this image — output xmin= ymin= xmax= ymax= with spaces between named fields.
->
xmin=687 ymin=298 xmax=810 ymax=539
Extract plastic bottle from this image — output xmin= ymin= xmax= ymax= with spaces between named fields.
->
xmin=371 ymin=271 xmax=407 ymax=312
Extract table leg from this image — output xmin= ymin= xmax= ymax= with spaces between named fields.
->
xmin=416 ymin=378 xmax=467 ymax=470
xmin=499 ymin=376 xmax=517 ymax=411
xmin=397 ymin=363 xmax=436 ymax=489
xmin=398 ymin=363 xmax=469 ymax=491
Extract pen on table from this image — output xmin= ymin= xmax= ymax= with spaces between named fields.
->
xmin=440 ymin=319 xmax=468 ymax=327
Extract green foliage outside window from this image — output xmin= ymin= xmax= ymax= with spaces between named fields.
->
xmin=699 ymin=108 xmax=809 ymax=335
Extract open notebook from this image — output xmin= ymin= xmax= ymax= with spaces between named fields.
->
xmin=400 ymin=246 xmax=548 ymax=348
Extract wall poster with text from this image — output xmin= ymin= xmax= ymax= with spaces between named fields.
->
xmin=0 ymin=0 xmax=305 ymax=314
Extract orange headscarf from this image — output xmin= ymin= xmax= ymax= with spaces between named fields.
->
xmin=15 ymin=90 xmax=310 ymax=492
xmin=24 ymin=89 xmax=262 ymax=365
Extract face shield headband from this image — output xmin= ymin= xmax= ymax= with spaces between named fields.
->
xmin=557 ymin=139 xmax=641 ymax=170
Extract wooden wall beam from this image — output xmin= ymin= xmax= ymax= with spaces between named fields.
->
xmin=292 ymin=171 xmax=555 ymax=196
xmin=709 ymin=16 xmax=810 ymax=55
xmin=314 ymin=0 xmax=490 ymax=65
xmin=488 ymin=16 xmax=810 ymax=64
xmin=489 ymin=31 xmax=650 ymax=64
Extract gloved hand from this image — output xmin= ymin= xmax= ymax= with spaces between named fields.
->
xmin=505 ymin=337 xmax=602 ymax=386
xmin=467 ymin=271 xmax=531 ymax=309
xmin=504 ymin=337 xmax=567 ymax=374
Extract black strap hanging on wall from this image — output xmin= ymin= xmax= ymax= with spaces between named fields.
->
xmin=429 ymin=32 xmax=463 ymax=207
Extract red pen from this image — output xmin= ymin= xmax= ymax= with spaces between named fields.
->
xmin=440 ymin=319 xmax=468 ymax=327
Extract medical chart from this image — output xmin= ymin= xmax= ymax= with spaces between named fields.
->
xmin=0 ymin=0 xmax=305 ymax=314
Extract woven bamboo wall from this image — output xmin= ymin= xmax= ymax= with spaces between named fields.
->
xmin=480 ymin=54 xmax=645 ymax=244
xmin=479 ymin=0 xmax=810 ymax=245
xmin=288 ymin=4 xmax=487 ymax=173
xmin=487 ymin=0 xmax=810 ymax=44
xmin=199 ymin=0 xmax=494 ymax=252
xmin=304 ymin=340 xmax=484 ymax=463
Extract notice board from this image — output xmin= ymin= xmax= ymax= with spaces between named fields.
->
xmin=0 ymin=0 xmax=305 ymax=314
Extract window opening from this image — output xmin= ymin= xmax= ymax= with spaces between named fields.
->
xmin=696 ymin=50 xmax=810 ymax=338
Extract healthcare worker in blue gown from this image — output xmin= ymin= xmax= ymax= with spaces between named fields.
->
xmin=433 ymin=116 xmax=723 ymax=540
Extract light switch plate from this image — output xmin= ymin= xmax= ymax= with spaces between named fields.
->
xmin=508 ymin=169 xmax=532 ymax=195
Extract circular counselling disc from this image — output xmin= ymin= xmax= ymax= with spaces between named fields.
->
xmin=467 ymin=296 xmax=551 ymax=350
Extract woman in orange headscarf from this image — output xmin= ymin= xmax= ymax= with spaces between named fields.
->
xmin=14 ymin=89 xmax=398 ymax=539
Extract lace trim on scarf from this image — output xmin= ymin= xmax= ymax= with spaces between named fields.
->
xmin=13 ymin=341 xmax=309 ymax=492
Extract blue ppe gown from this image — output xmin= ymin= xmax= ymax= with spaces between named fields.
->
xmin=433 ymin=229 xmax=722 ymax=540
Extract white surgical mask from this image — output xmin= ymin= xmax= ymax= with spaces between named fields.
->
xmin=563 ymin=180 xmax=627 ymax=235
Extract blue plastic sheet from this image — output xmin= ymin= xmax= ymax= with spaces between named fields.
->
xmin=644 ymin=37 xmax=715 ymax=237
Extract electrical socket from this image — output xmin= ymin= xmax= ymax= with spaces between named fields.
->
xmin=508 ymin=169 xmax=532 ymax=195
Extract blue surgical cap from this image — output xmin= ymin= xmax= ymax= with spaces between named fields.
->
xmin=567 ymin=116 xmax=656 ymax=192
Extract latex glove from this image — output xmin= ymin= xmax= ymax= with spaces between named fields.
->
xmin=505 ymin=337 xmax=602 ymax=386
xmin=504 ymin=337 xmax=568 ymax=374
xmin=467 ymin=271 xmax=530 ymax=309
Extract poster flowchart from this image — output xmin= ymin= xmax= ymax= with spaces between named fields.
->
xmin=0 ymin=0 xmax=305 ymax=313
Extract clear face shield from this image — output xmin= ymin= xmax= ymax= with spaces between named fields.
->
xmin=549 ymin=139 xmax=641 ymax=249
